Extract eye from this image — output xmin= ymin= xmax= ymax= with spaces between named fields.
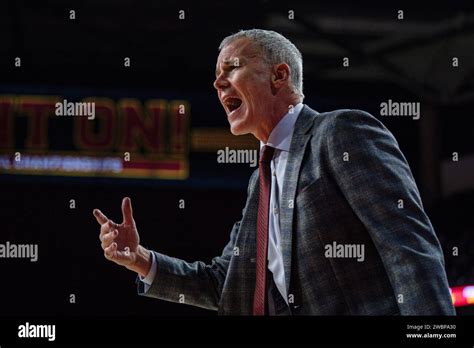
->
xmin=215 ymin=64 xmax=239 ymax=78
xmin=224 ymin=64 xmax=238 ymax=72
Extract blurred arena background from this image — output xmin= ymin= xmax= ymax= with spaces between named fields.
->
xmin=0 ymin=0 xmax=473 ymax=316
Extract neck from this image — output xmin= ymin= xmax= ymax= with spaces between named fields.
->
xmin=254 ymin=96 xmax=301 ymax=143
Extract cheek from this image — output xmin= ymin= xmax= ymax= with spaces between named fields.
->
xmin=234 ymin=72 xmax=271 ymax=109
xmin=244 ymin=82 xmax=271 ymax=108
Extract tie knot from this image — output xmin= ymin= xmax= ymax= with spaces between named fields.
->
xmin=259 ymin=145 xmax=275 ymax=164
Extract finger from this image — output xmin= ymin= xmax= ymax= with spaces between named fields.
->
xmin=100 ymin=220 xmax=118 ymax=237
xmin=93 ymin=209 xmax=108 ymax=225
xmin=100 ymin=228 xmax=117 ymax=243
xmin=121 ymin=197 xmax=134 ymax=224
xmin=101 ymin=229 xmax=118 ymax=249
xmin=104 ymin=242 xmax=117 ymax=260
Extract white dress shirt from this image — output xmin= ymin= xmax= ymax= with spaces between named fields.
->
xmin=141 ymin=103 xmax=304 ymax=303
xmin=261 ymin=102 xmax=303 ymax=303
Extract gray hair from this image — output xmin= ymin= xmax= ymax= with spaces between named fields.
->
xmin=219 ymin=29 xmax=304 ymax=99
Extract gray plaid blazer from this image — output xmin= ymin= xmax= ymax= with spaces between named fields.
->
xmin=138 ymin=105 xmax=455 ymax=315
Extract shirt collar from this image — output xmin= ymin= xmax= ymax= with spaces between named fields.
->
xmin=260 ymin=103 xmax=304 ymax=152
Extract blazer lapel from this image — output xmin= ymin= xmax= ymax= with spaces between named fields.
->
xmin=280 ymin=105 xmax=317 ymax=294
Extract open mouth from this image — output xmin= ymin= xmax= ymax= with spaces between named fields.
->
xmin=223 ymin=97 xmax=243 ymax=114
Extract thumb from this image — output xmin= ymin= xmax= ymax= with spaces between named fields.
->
xmin=121 ymin=197 xmax=134 ymax=224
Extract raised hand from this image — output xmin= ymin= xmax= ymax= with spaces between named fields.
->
xmin=93 ymin=197 xmax=151 ymax=277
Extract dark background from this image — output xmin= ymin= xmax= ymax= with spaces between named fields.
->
xmin=0 ymin=0 xmax=473 ymax=317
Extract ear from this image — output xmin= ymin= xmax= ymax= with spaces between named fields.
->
xmin=271 ymin=63 xmax=290 ymax=89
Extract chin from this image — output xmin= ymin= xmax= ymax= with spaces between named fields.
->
xmin=229 ymin=122 xmax=250 ymax=136
xmin=228 ymin=110 xmax=253 ymax=136
xmin=229 ymin=125 xmax=245 ymax=136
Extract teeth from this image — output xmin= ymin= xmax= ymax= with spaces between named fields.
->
xmin=223 ymin=97 xmax=242 ymax=113
xmin=224 ymin=98 xmax=241 ymax=107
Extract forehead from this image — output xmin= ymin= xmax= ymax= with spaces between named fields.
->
xmin=216 ymin=38 xmax=262 ymax=65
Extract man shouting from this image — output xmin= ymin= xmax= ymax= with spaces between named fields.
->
xmin=94 ymin=29 xmax=455 ymax=316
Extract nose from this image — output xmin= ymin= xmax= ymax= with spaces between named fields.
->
xmin=213 ymin=73 xmax=230 ymax=91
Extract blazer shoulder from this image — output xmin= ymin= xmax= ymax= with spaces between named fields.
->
xmin=309 ymin=108 xmax=387 ymax=136
xmin=315 ymin=108 xmax=378 ymax=126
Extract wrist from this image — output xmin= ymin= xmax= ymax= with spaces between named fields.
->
xmin=128 ymin=245 xmax=152 ymax=277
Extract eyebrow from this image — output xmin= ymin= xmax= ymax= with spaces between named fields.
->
xmin=215 ymin=58 xmax=243 ymax=77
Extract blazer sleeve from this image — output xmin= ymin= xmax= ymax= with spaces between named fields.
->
xmin=137 ymin=169 xmax=259 ymax=311
xmin=324 ymin=110 xmax=455 ymax=315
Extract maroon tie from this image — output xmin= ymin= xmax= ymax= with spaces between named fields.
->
xmin=253 ymin=145 xmax=275 ymax=316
